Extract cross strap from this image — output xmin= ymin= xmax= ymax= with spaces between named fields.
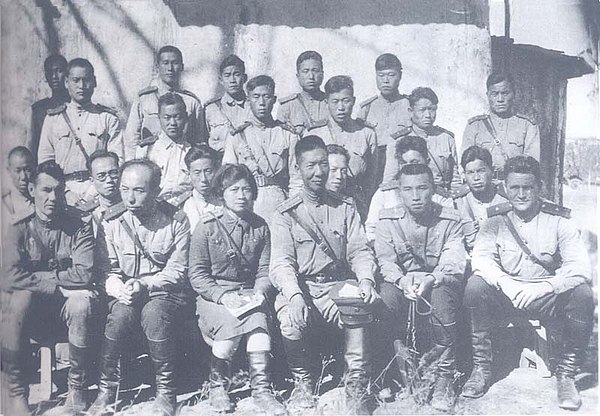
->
xmin=481 ymin=116 xmax=509 ymax=163
xmin=209 ymin=212 xmax=253 ymax=273
xmin=501 ymin=214 xmax=556 ymax=274
xmin=61 ymin=111 xmax=91 ymax=164
xmin=118 ymin=217 xmax=164 ymax=270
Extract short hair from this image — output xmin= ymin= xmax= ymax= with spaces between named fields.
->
xmin=409 ymin=87 xmax=438 ymax=107
xmin=460 ymin=146 xmax=493 ymax=171
xmin=296 ymin=50 xmax=323 ymax=71
xmin=157 ymin=45 xmax=183 ymax=63
xmin=184 ymin=144 xmax=219 ymax=170
xmin=486 ymin=72 xmax=515 ymax=91
xmin=87 ymin=150 xmax=119 ymax=172
xmin=158 ymin=92 xmax=187 ymax=113
xmin=295 ymin=135 xmax=327 ymax=161
xmin=395 ymin=136 xmax=428 ymax=162
xmin=219 ymin=54 xmax=245 ymax=74
xmin=324 ymin=75 xmax=354 ymax=96
xmin=211 ymin=164 xmax=258 ymax=201
xmin=375 ymin=53 xmax=402 ymax=71
xmin=67 ymin=58 xmax=94 ymax=76
xmin=31 ymin=160 xmax=64 ymax=186
xmin=44 ymin=54 xmax=67 ymax=74
xmin=120 ymin=159 xmax=162 ymax=190
xmin=504 ymin=155 xmax=541 ymax=182
xmin=246 ymin=75 xmax=275 ymax=94
xmin=326 ymin=144 xmax=350 ymax=164
xmin=8 ymin=146 xmax=34 ymax=163
xmin=398 ymin=162 xmax=434 ymax=185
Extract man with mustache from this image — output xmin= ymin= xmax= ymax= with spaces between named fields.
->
xmin=2 ymin=146 xmax=35 ymax=226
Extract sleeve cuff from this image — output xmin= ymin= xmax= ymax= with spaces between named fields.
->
xmin=36 ymin=272 xmax=58 ymax=294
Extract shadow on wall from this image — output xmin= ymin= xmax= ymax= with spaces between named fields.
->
xmin=162 ymin=0 xmax=489 ymax=29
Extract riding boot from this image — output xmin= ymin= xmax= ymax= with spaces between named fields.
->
xmin=430 ymin=322 xmax=457 ymax=412
xmin=148 ymin=339 xmax=177 ymax=416
xmin=208 ymin=355 xmax=234 ymax=413
xmin=461 ymin=306 xmax=493 ymax=399
xmin=1 ymin=347 xmax=31 ymax=416
xmin=282 ymin=338 xmax=316 ymax=409
xmin=54 ymin=344 xmax=89 ymax=415
xmin=344 ymin=327 xmax=373 ymax=415
xmin=248 ymin=351 xmax=288 ymax=415
xmin=88 ymin=337 xmax=121 ymax=416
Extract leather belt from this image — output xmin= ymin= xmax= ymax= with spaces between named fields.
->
xmin=302 ymin=273 xmax=337 ymax=284
xmin=64 ymin=170 xmax=90 ymax=182
xmin=254 ymin=174 xmax=281 ymax=187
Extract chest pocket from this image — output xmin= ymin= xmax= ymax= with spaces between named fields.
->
xmin=349 ymin=148 xmax=367 ymax=177
xmin=293 ymin=225 xmax=314 ymax=246
xmin=148 ymin=232 xmax=175 ymax=266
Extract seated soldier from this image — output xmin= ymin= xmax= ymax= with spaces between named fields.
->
xmin=2 ymin=146 xmax=35 ymax=226
xmin=270 ymin=136 xmax=380 ymax=414
xmin=88 ymin=160 xmax=190 ymax=416
xmin=463 ymin=156 xmax=593 ymax=410
xmin=325 ymin=144 xmax=350 ymax=195
xmin=189 ymin=164 xmax=286 ymax=415
xmin=1 ymin=161 xmax=100 ymax=416
xmin=375 ymin=163 xmax=466 ymax=412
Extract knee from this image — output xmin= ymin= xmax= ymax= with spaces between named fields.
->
xmin=105 ymin=303 xmax=137 ymax=340
xmin=141 ymin=302 xmax=178 ymax=342
xmin=378 ymin=282 xmax=404 ymax=313
xmin=566 ymin=283 xmax=594 ymax=318
xmin=63 ymin=292 xmax=96 ymax=320
xmin=463 ymin=275 xmax=493 ymax=308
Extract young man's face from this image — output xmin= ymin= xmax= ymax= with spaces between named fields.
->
xmin=159 ymin=103 xmax=188 ymax=140
xmin=327 ymin=88 xmax=355 ymax=124
xmin=398 ymin=149 xmax=427 ymax=167
xmin=326 ymin=153 xmax=348 ymax=193
xmin=30 ymin=173 xmax=64 ymax=220
xmin=376 ymin=68 xmax=401 ymax=96
xmin=65 ymin=66 xmax=96 ymax=104
xmin=45 ymin=61 xmax=67 ymax=92
xmin=410 ymin=98 xmax=437 ymax=129
xmin=220 ymin=65 xmax=247 ymax=96
xmin=399 ymin=172 xmax=434 ymax=216
xmin=297 ymin=58 xmax=324 ymax=92
xmin=505 ymin=172 xmax=540 ymax=215
xmin=297 ymin=148 xmax=329 ymax=194
xmin=90 ymin=156 xmax=120 ymax=200
xmin=158 ymin=51 xmax=184 ymax=86
xmin=487 ymin=80 xmax=515 ymax=116
xmin=120 ymin=165 xmax=159 ymax=217
xmin=189 ymin=158 xmax=215 ymax=196
xmin=464 ymin=159 xmax=493 ymax=194
xmin=8 ymin=153 xmax=34 ymax=195
xmin=248 ymin=85 xmax=276 ymax=120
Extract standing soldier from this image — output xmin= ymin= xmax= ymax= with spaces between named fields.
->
xmin=2 ymin=147 xmax=35 ymax=226
xmin=270 ymin=136 xmax=380 ymax=414
xmin=204 ymin=55 xmax=249 ymax=159
xmin=1 ymin=161 xmax=100 ymax=416
xmin=88 ymin=160 xmax=190 ymax=416
xmin=357 ymin=53 xmax=411 ymax=184
xmin=463 ymin=156 xmax=593 ymax=411
xmin=277 ymin=51 xmax=328 ymax=135
xmin=222 ymin=75 xmax=300 ymax=224
xmin=375 ymin=163 xmax=466 ymax=412
xmin=124 ymin=45 xmax=204 ymax=158
xmin=309 ymin=75 xmax=378 ymax=220
xmin=30 ymin=54 xmax=70 ymax=158
xmin=38 ymin=58 xmax=124 ymax=206
xmin=461 ymin=72 xmax=540 ymax=179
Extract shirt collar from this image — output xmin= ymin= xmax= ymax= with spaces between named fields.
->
xmin=300 ymin=89 xmax=326 ymax=102
xmin=223 ymin=92 xmax=246 ymax=107
xmin=156 ymin=131 xmax=187 ymax=149
xmin=156 ymin=78 xmax=180 ymax=95
xmin=67 ymin=100 xmax=93 ymax=112
xmin=250 ymin=113 xmax=276 ymax=129
xmin=411 ymin=124 xmax=430 ymax=138
xmin=302 ymin=187 xmax=327 ymax=205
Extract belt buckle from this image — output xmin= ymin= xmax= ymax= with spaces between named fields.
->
xmin=315 ymin=273 xmax=327 ymax=283
xmin=255 ymin=175 xmax=266 ymax=187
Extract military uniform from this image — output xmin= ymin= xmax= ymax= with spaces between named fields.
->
xmin=38 ymin=101 xmax=124 ymax=205
xmin=1 ymin=182 xmax=34 ymax=227
xmin=30 ymin=95 xmax=68 ymax=158
xmin=222 ymin=115 xmax=300 ymax=224
xmin=276 ymin=90 xmax=328 ymax=136
xmin=204 ymin=93 xmax=250 ymax=155
xmin=124 ymin=79 xmax=204 ymax=159
xmin=461 ymin=112 xmax=540 ymax=176
xmin=75 ymin=194 xmax=121 ymax=237
xmin=182 ymin=189 xmax=222 ymax=231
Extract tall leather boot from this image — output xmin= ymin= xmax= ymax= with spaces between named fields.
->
xmin=55 ymin=344 xmax=89 ymax=415
xmin=208 ymin=355 xmax=234 ymax=413
xmin=430 ymin=322 xmax=457 ymax=412
xmin=148 ymin=340 xmax=177 ymax=416
xmin=282 ymin=338 xmax=316 ymax=409
xmin=1 ymin=347 xmax=31 ymax=416
xmin=344 ymin=327 xmax=372 ymax=415
xmin=248 ymin=351 xmax=288 ymax=415
xmin=461 ymin=306 xmax=493 ymax=399
xmin=88 ymin=337 xmax=121 ymax=416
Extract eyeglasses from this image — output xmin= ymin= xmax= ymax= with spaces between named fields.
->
xmin=94 ymin=170 xmax=119 ymax=182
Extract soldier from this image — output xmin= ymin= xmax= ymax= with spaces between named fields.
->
xmin=277 ymin=50 xmax=328 ymax=135
xmin=1 ymin=161 xmax=99 ymax=416
xmin=38 ymin=58 xmax=124 ymax=206
xmin=325 ymin=144 xmax=350 ymax=194
xmin=2 ymin=147 xmax=35 ymax=226
xmin=124 ymin=45 xmax=204 ymax=158
xmin=135 ymin=92 xmax=192 ymax=201
xmin=452 ymin=146 xmax=508 ymax=252
xmin=182 ymin=145 xmax=222 ymax=231
xmin=204 ymin=55 xmax=249 ymax=158
xmin=189 ymin=164 xmax=286 ymax=415
xmin=463 ymin=156 xmax=593 ymax=410
xmin=270 ymin=136 xmax=379 ymax=413
xmin=88 ymin=160 xmax=190 ymax=416
xmin=375 ymin=163 xmax=466 ymax=412
xmin=222 ymin=75 xmax=300 ymax=224
xmin=356 ymin=53 xmax=411 ymax=184
xmin=30 ymin=54 xmax=70 ymax=158
xmin=309 ymin=75 xmax=378 ymax=220
xmin=461 ymin=72 xmax=540 ymax=178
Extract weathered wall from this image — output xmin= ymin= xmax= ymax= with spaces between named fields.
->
xmin=1 ymin=0 xmax=491 ymax=159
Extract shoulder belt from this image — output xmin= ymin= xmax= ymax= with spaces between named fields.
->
xmin=178 ymin=89 xmax=200 ymax=101
xmin=169 ymin=190 xmax=193 ymax=208
xmin=357 ymin=119 xmax=376 ymax=129
xmin=468 ymin=114 xmax=488 ymax=124
xmin=515 ymin=113 xmax=537 ymax=125
xmin=287 ymin=208 xmax=339 ymax=263
xmin=438 ymin=204 xmax=462 ymax=222
xmin=139 ymin=134 xmax=159 ymax=147
xmin=232 ymin=121 xmax=252 ymax=135
xmin=540 ymin=201 xmax=571 ymax=219
xmin=379 ymin=180 xmax=399 ymax=191
xmin=450 ymin=184 xmax=470 ymax=199
xmin=501 ymin=214 xmax=556 ymax=273
xmin=487 ymin=202 xmax=512 ymax=217
xmin=306 ymin=119 xmax=328 ymax=130
xmin=390 ymin=126 xmax=412 ymax=140
xmin=157 ymin=200 xmax=186 ymax=222
xmin=359 ymin=95 xmax=378 ymax=108
xmin=326 ymin=190 xmax=353 ymax=205
xmin=435 ymin=186 xmax=451 ymax=199
xmin=76 ymin=198 xmax=100 ymax=213
xmin=278 ymin=93 xmax=299 ymax=105
xmin=379 ymin=205 xmax=404 ymax=220
xmin=138 ymin=86 xmax=158 ymax=96
xmin=46 ymin=103 xmax=67 ymax=116
xmin=95 ymin=103 xmax=118 ymax=116
xmin=204 ymin=97 xmax=221 ymax=107
xmin=276 ymin=194 xmax=303 ymax=213
xmin=118 ymin=216 xmax=164 ymax=269
xmin=276 ymin=121 xmax=297 ymax=134
xmin=200 ymin=207 xmax=224 ymax=224
xmin=104 ymin=202 xmax=127 ymax=221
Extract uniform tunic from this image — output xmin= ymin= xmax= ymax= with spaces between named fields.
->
xmin=276 ymin=90 xmax=328 ymax=136
xmin=189 ymin=208 xmax=272 ymax=341
xmin=182 ymin=189 xmax=222 ymax=232
xmin=204 ymin=93 xmax=250 ymax=154
xmin=1 ymin=183 xmax=34 ymax=227
xmin=30 ymin=95 xmax=68 ymax=157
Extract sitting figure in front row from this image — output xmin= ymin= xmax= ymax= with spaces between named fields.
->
xmin=463 ymin=155 xmax=593 ymax=410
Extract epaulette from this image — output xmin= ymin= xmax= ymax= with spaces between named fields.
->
xmin=95 ymin=103 xmax=118 ymax=116
xmin=46 ymin=104 xmax=67 ymax=116
xmin=450 ymin=184 xmax=470 ymax=199
xmin=204 ymin=97 xmax=221 ymax=108
xmin=277 ymin=194 xmax=303 ymax=213
xmin=435 ymin=125 xmax=455 ymax=138
xmin=435 ymin=186 xmax=451 ymax=199
xmin=76 ymin=198 xmax=100 ymax=213
xmin=357 ymin=119 xmax=376 ymax=129
xmin=540 ymin=201 xmax=571 ymax=219
xmin=278 ymin=93 xmax=299 ymax=105
xmin=277 ymin=121 xmax=297 ymax=134
xmin=359 ymin=95 xmax=378 ymax=108
xmin=438 ymin=204 xmax=462 ymax=222
xmin=104 ymin=202 xmax=127 ymax=221
xmin=468 ymin=114 xmax=489 ymax=124
xmin=379 ymin=180 xmax=399 ymax=191
xmin=326 ymin=190 xmax=353 ymax=205
xmin=156 ymin=200 xmax=186 ymax=222
xmin=232 ymin=121 xmax=252 ymax=135
xmin=200 ymin=207 xmax=224 ymax=224
xmin=379 ymin=205 xmax=404 ymax=220
xmin=179 ymin=89 xmax=200 ymax=101
xmin=168 ymin=190 xmax=193 ymax=208
xmin=390 ymin=126 xmax=412 ymax=140
xmin=13 ymin=210 xmax=35 ymax=225
xmin=515 ymin=113 xmax=537 ymax=125
xmin=139 ymin=134 xmax=159 ymax=147
xmin=306 ymin=119 xmax=328 ymax=131
xmin=487 ymin=202 xmax=512 ymax=217
xmin=138 ymin=86 xmax=158 ymax=96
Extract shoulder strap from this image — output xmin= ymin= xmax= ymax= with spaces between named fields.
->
xmin=61 ymin=111 xmax=91 ymax=164
xmin=481 ymin=116 xmax=509 ymax=162
xmin=210 ymin=212 xmax=252 ymax=270
xmin=213 ymin=99 xmax=234 ymax=126
xmin=118 ymin=217 xmax=163 ymax=269
xmin=279 ymin=93 xmax=299 ymax=105
xmin=287 ymin=208 xmax=339 ymax=263
xmin=501 ymin=214 xmax=556 ymax=273
xmin=237 ymin=128 xmax=264 ymax=175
